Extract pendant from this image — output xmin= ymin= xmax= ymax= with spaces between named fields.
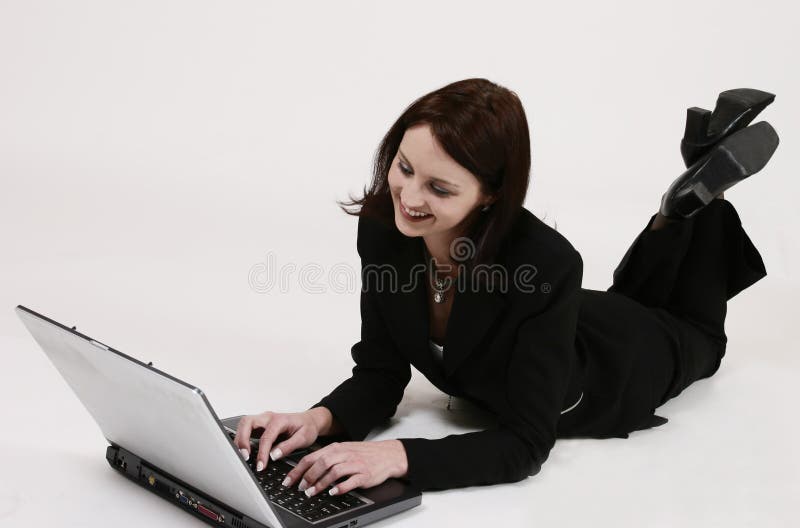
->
xmin=433 ymin=277 xmax=446 ymax=303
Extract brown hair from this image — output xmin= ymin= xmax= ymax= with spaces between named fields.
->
xmin=338 ymin=77 xmax=531 ymax=276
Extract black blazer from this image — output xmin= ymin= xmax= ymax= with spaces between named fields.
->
xmin=311 ymin=208 xmax=663 ymax=491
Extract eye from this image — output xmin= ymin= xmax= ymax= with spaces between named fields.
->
xmin=397 ymin=162 xmax=451 ymax=196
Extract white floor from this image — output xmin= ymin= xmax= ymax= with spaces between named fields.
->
xmin=1 ymin=255 xmax=797 ymax=528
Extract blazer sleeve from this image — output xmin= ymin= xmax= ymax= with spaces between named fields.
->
xmin=308 ymin=284 xmax=412 ymax=440
xmin=396 ymin=250 xmax=584 ymax=490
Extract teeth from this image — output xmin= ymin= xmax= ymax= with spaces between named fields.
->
xmin=403 ymin=204 xmax=430 ymax=217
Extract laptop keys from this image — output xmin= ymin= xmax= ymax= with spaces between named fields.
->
xmin=240 ymin=449 xmax=366 ymax=522
xmin=228 ymin=431 xmax=368 ymax=522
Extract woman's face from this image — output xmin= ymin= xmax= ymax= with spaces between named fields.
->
xmin=388 ymin=123 xmax=492 ymax=242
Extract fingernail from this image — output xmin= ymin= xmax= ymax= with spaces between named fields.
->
xmin=304 ymin=486 xmax=316 ymax=497
xmin=256 ymin=461 xmax=264 ymax=472
xmin=270 ymin=448 xmax=282 ymax=461
xmin=281 ymin=476 xmax=292 ymax=487
xmin=240 ymin=449 xmax=249 ymax=460
xmin=298 ymin=479 xmax=307 ymax=492
xmin=329 ymin=487 xmax=338 ymax=496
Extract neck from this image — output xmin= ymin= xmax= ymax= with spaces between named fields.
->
xmin=423 ymin=237 xmax=460 ymax=278
xmin=422 ymin=213 xmax=480 ymax=277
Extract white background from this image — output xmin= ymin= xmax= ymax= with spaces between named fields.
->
xmin=1 ymin=1 xmax=798 ymax=526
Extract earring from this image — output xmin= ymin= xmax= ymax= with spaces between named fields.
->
xmin=481 ymin=204 xmax=491 ymax=212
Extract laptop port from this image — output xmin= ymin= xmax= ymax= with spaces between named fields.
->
xmin=197 ymin=503 xmax=221 ymax=522
xmin=145 ymin=474 xmax=171 ymax=496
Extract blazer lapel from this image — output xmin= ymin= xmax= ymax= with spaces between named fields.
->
xmin=442 ymin=274 xmax=507 ymax=378
xmin=378 ymin=235 xmax=441 ymax=381
xmin=376 ymin=234 xmax=508 ymax=381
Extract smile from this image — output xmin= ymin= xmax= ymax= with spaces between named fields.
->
xmin=400 ymin=201 xmax=432 ymax=220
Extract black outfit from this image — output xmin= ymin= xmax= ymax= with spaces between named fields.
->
xmin=310 ymin=199 xmax=766 ymax=491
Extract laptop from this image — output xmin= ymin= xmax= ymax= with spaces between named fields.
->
xmin=15 ymin=305 xmax=422 ymax=528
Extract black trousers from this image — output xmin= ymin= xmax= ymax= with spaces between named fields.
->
xmin=607 ymin=198 xmax=767 ymax=407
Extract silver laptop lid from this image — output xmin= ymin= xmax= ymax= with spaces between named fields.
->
xmin=15 ymin=306 xmax=285 ymax=528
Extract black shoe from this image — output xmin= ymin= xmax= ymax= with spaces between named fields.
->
xmin=681 ymin=88 xmax=775 ymax=167
xmin=661 ymin=121 xmax=780 ymax=220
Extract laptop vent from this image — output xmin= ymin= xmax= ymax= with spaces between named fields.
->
xmin=230 ymin=516 xmax=250 ymax=528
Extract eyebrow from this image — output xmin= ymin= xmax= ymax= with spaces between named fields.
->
xmin=397 ymin=149 xmax=461 ymax=189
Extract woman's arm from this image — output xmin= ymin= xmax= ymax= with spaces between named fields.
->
xmin=397 ymin=250 xmax=584 ymax=490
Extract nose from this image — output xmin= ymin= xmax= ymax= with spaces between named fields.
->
xmin=401 ymin=182 xmax=426 ymax=209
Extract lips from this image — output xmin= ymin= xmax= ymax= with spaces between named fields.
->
xmin=399 ymin=201 xmax=432 ymax=221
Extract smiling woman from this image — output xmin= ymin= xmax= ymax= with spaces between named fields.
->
xmin=389 ymin=124 xmax=495 ymax=269
xmin=338 ymin=78 xmax=532 ymax=283
xmin=233 ymin=78 xmax=777 ymax=496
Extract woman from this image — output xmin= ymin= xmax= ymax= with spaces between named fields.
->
xmin=233 ymin=79 xmax=779 ymax=495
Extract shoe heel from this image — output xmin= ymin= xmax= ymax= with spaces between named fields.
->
xmin=684 ymin=107 xmax=712 ymax=142
xmin=681 ymin=107 xmax=712 ymax=166
xmin=671 ymin=189 xmax=708 ymax=218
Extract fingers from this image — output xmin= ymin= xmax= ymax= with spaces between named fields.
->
xmin=255 ymin=415 xmax=287 ymax=471
xmin=234 ymin=411 xmax=320 ymax=473
xmin=306 ymin=462 xmax=361 ymax=497
xmin=234 ymin=415 xmax=255 ymax=460
xmin=286 ymin=444 xmax=351 ymax=496
xmin=283 ymin=445 xmax=330 ymax=490
xmin=235 ymin=412 xmax=273 ymax=462
xmin=327 ymin=472 xmax=365 ymax=497
xmin=268 ymin=426 xmax=311 ymax=464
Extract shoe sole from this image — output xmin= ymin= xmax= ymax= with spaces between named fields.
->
xmin=708 ymin=88 xmax=776 ymax=136
xmin=681 ymin=88 xmax=776 ymax=166
xmin=671 ymin=121 xmax=779 ymax=218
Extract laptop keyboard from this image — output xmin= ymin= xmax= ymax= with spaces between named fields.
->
xmin=228 ymin=432 xmax=368 ymax=523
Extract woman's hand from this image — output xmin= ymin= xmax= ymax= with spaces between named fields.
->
xmin=282 ymin=440 xmax=408 ymax=497
xmin=233 ymin=411 xmax=321 ymax=471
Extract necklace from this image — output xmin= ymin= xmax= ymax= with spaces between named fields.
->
xmin=423 ymin=246 xmax=453 ymax=304
xmin=424 ymin=246 xmax=455 ymax=410
xmin=432 ymin=274 xmax=449 ymax=304
xmin=423 ymin=245 xmax=460 ymax=411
